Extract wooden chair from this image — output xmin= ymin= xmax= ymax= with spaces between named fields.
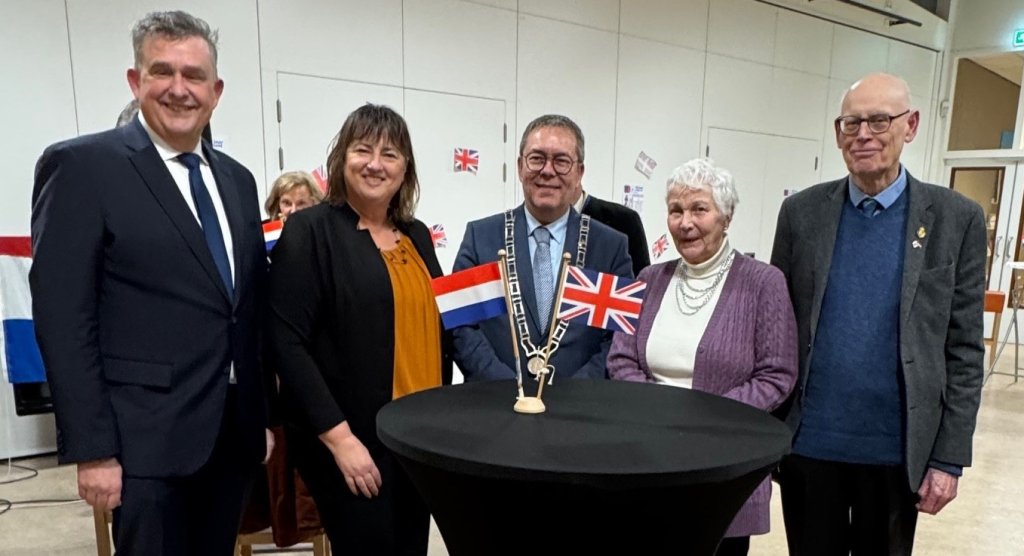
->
xmin=234 ymin=529 xmax=330 ymax=556
xmin=984 ymin=290 xmax=1006 ymax=367
xmin=93 ymin=508 xmax=330 ymax=556
xmin=93 ymin=509 xmax=112 ymax=556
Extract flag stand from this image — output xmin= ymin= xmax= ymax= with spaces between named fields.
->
xmin=497 ymin=249 xmax=543 ymax=413
xmin=510 ymin=253 xmax=572 ymax=413
xmin=513 ymin=391 xmax=546 ymax=414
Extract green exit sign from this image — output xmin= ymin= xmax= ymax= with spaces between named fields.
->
xmin=1015 ymin=29 xmax=1024 ymax=48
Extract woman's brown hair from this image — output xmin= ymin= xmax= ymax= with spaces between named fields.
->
xmin=324 ymin=104 xmax=419 ymax=223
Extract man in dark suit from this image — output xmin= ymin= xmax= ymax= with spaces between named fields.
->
xmin=453 ymin=114 xmax=632 ymax=382
xmin=574 ymin=187 xmax=650 ymax=276
xmin=770 ymin=73 xmax=985 ymax=555
xmin=30 ymin=11 xmax=270 ymax=555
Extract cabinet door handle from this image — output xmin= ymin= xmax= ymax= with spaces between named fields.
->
xmin=995 ymin=235 xmax=1004 ymax=258
xmin=1007 ymin=236 xmax=1015 ymax=261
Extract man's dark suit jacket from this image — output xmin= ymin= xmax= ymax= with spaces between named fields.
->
xmin=30 ymin=118 xmax=269 ymax=477
xmin=770 ymin=173 xmax=986 ymax=491
xmin=452 ymin=205 xmax=632 ymax=382
xmin=582 ymin=193 xmax=650 ymax=276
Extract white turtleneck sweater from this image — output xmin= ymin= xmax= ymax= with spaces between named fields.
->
xmin=646 ymin=239 xmax=734 ymax=389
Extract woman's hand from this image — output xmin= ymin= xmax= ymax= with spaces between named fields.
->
xmin=319 ymin=421 xmax=382 ymax=498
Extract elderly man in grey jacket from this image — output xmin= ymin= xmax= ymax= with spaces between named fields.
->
xmin=770 ymin=72 xmax=985 ymax=556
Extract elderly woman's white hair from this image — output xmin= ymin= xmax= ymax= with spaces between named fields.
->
xmin=665 ymin=158 xmax=739 ymax=220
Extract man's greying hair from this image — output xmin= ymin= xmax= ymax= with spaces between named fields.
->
xmin=132 ymin=11 xmax=219 ymax=71
xmin=519 ymin=114 xmax=585 ymax=163
xmin=116 ymin=99 xmax=139 ymax=128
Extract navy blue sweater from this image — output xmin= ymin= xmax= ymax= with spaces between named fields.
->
xmin=793 ymin=191 xmax=908 ymax=465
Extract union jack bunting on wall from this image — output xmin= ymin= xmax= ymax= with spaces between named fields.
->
xmin=557 ymin=267 xmax=645 ymax=335
xmin=652 ymin=234 xmax=669 ymax=259
xmin=453 ymin=147 xmax=479 ymax=174
xmin=311 ymin=165 xmax=328 ymax=192
xmin=430 ymin=224 xmax=448 ymax=248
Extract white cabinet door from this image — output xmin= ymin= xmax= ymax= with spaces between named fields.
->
xmin=403 ymin=90 xmax=508 ymax=275
xmin=276 ymin=73 xmax=406 ymax=195
xmin=706 ymin=128 xmax=820 ymax=261
xmin=761 ymin=136 xmax=823 ymax=259
xmin=706 ymin=129 xmax=770 ymax=258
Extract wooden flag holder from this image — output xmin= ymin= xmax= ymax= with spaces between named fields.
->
xmin=498 ymin=250 xmax=572 ymax=414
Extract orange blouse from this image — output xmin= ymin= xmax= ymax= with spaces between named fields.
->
xmin=381 ymin=234 xmax=442 ymax=399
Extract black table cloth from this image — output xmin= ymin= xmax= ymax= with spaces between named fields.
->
xmin=377 ymin=379 xmax=791 ymax=555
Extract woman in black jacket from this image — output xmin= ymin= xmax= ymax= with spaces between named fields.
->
xmin=267 ymin=104 xmax=451 ymax=556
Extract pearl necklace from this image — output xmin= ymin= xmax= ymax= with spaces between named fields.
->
xmin=674 ymin=250 xmax=735 ymax=316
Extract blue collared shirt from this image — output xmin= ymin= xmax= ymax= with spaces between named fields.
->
xmin=523 ymin=206 xmax=570 ymax=283
xmin=848 ymin=165 xmax=907 ymax=213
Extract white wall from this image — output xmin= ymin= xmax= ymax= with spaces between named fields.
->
xmin=6 ymin=0 xmax=947 ymax=228
xmin=951 ymin=0 xmax=1024 ymax=54
xmin=769 ymin=0 xmax=947 ymax=50
xmin=0 ymin=0 xmax=78 ymax=236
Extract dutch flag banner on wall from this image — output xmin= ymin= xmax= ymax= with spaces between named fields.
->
xmin=0 ymin=237 xmax=46 ymax=384
xmin=431 ymin=262 xmax=507 ymax=330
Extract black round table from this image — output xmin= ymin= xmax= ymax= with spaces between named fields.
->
xmin=377 ymin=380 xmax=791 ymax=556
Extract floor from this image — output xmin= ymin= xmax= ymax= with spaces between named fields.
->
xmin=1 ymin=356 xmax=1021 ymax=555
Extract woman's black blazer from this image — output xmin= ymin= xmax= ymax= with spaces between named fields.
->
xmin=267 ymin=202 xmax=453 ymax=449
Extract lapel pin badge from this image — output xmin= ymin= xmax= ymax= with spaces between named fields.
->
xmin=917 ymin=227 xmax=926 ymax=239
xmin=912 ymin=240 xmax=922 ymax=249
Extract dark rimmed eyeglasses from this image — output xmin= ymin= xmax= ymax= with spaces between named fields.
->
xmin=522 ymin=153 xmax=578 ymax=175
xmin=835 ymin=110 xmax=912 ymax=135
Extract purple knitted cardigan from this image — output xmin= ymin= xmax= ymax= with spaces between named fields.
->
xmin=607 ymin=252 xmax=798 ymax=537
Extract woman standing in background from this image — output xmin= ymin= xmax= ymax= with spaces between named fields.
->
xmin=264 ymin=170 xmax=324 ymax=223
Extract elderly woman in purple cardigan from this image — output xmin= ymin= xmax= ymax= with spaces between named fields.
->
xmin=607 ymin=158 xmax=798 ymax=556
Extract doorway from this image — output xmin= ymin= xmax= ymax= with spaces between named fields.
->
xmin=946 ymin=159 xmax=1024 ymax=340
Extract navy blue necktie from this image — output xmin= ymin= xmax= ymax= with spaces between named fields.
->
xmin=178 ymin=153 xmax=233 ymax=294
xmin=859 ymin=198 xmax=880 ymax=218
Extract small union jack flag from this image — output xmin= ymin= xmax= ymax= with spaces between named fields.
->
xmin=557 ymin=268 xmax=645 ymax=335
xmin=311 ymin=165 xmax=328 ymax=192
xmin=652 ymin=234 xmax=669 ymax=259
xmin=430 ymin=224 xmax=447 ymax=248
xmin=453 ymin=148 xmax=479 ymax=174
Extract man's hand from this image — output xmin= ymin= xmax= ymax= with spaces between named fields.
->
xmin=77 ymin=458 xmax=123 ymax=511
xmin=319 ymin=421 xmax=382 ymax=499
xmin=916 ymin=467 xmax=959 ymax=515
xmin=263 ymin=428 xmax=275 ymax=464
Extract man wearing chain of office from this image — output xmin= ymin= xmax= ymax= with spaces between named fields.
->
xmin=452 ymin=114 xmax=633 ymax=383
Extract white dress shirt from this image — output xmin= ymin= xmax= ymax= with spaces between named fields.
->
xmin=523 ymin=206 xmax=570 ymax=282
xmin=138 ymin=112 xmax=235 ymax=283
xmin=138 ymin=113 xmax=237 ymax=383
